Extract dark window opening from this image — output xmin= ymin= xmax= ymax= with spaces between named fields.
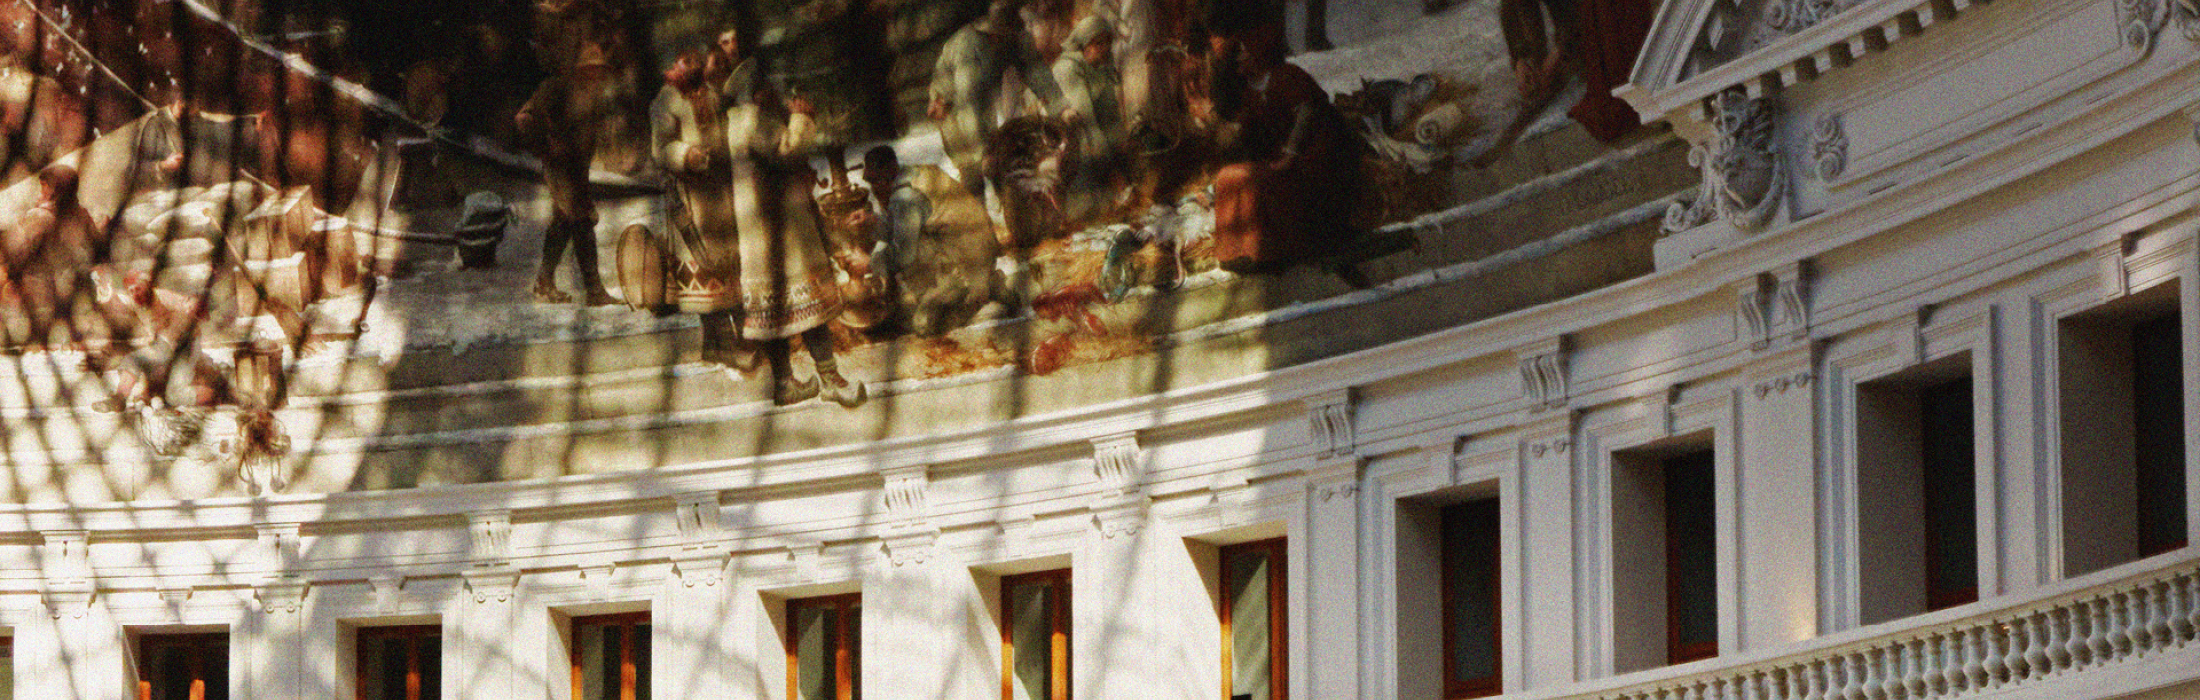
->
xmin=1441 ymin=499 xmax=1500 ymax=698
xmin=358 ymin=624 xmax=441 ymax=700
xmin=2133 ymin=312 xmax=2186 ymax=557
xmin=1922 ymin=377 xmax=1979 ymax=610
xmin=1663 ymin=450 xmax=1717 ymax=665
xmin=138 ymin=632 xmax=228 ymax=700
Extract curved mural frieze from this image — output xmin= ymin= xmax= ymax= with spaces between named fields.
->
xmin=0 ymin=0 xmax=1678 ymax=499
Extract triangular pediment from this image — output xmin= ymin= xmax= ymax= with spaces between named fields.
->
xmin=1622 ymin=0 xmax=1993 ymax=126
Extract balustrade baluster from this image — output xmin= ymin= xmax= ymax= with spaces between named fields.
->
xmin=2142 ymin=583 xmax=2167 ymax=651
xmin=2059 ymin=603 xmax=2089 ymax=668
xmin=1972 ymin=622 xmax=2001 ymax=689
xmin=1806 ymin=656 xmax=1830 ymax=700
xmin=1822 ymin=657 xmax=1842 ymax=700
xmin=1962 ymin=625 xmax=1997 ymax=691
xmin=1901 ymin=637 xmax=1926 ymax=698
xmin=2085 ymin=596 xmax=2117 ymax=664
xmin=1953 ymin=629 xmax=1971 ymax=691
xmin=1926 ymin=632 xmax=1953 ymax=695
xmin=2024 ymin=610 xmax=2055 ymax=674
xmin=1876 ymin=644 xmax=1904 ymax=699
xmin=1998 ymin=615 xmax=2030 ymax=680
xmin=2173 ymin=572 xmax=2200 ymax=644
xmin=2141 ymin=580 xmax=2170 ymax=653
xmin=2111 ymin=587 xmax=2139 ymax=654
xmin=2184 ymin=572 xmax=2200 ymax=645
xmin=1845 ymin=650 xmax=1871 ymax=700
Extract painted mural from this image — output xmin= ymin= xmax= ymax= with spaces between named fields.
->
xmin=0 ymin=0 xmax=1662 ymax=494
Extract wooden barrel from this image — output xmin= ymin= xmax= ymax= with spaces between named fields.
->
xmin=616 ymin=222 xmax=669 ymax=312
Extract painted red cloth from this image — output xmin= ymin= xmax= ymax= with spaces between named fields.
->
xmin=1566 ymin=0 xmax=1657 ymax=143
xmin=1211 ymin=60 xmax=1361 ymax=270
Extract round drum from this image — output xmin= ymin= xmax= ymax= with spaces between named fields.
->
xmin=616 ymin=222 xmax=669 ymax=312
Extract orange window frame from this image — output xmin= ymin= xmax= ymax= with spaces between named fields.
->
xmin=356 ymin=624 xmax=440 ymax=700
xmin=1219 ymin=537 xmax=1287 ymax=700
xmin=786 ymin=593 xmax=861 ymax=700
xmin=570 ymin=611 xmax=650 ymax=700
xmin=1000 ymin=568 xmax=1072 ymax=700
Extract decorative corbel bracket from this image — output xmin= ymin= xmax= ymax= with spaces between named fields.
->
xmin=1091 ymin=433 xmax=1143 ymax=498
xmin=673 ymin=492 xmax=724 ymax=549
xmin=468 ymin=510 xmax=514 ymax=566
xmin=41 ymin=529 xmax=95 ymax=619
xmin=2096 ymin=234 xmax=2141 ymax=303
xmin=254 ymin=523 xmax=302 ymax=577
xmin=1769 ymin=261 xmax=1812 ymax=342
xmin=1090 ymin=432 xmax=1150 ymax=538
xmin=1515 ymin=337 xmax=1570 ymax=412
xmin=882 ymin=464 xmax=932 ymax=528
xmin=41 ymin=530 xmax=90 ymax=585
xmin=1736 ymin=262 xmax=1812 ymax=350
xmin=1306 ymin=388 xmax=1357 ymax=463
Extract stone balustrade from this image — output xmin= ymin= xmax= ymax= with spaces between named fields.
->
xmin=1530 ymin=555 xmax=2200 ymax=700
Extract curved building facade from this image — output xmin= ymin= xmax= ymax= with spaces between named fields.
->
xmin=0 ymin=0 xmax=2190 ymax=698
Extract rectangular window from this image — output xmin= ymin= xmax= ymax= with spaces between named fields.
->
xmin=1221 ymin=538 xmax=1285 ymax=700
xmin=138 ymin=632 xmax=228 ymax=700
xmin=2132 ymin=313 xmax=2186 ymax=557
xmin=2060 ymin=285 xmax=2185 ymax=575
xmin=1440 ymin=499 xmax=1500 ymax=698
xmin=1611 ymin=438 xmax=1720 ymax=672
xmin=357 ymin=624 xmax=441 ymax=700
xmin=1002 ymin=569 xmax=1070 ymax=700
xmin=1857 ymin=359 xmax=1980 ymax=623
xmin=571 ymin=612 xmax=650 ymax=700
xmin=1920 ymin=377 xmax=1979 ymax=610
xmin=1662 ymin=450 xmax=1716 ymax=665
xmin=787 ymin=594 xmax=861 ymax=700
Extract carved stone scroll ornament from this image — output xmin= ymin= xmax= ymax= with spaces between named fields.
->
xmin=2122 ymin=0 xmax=2172 ymax=52
xmin=1811 ymin=113 xmax=1847 ymax=181
xmin=1664 ymin=90 xmax=1788 ymax=235
xmin=1767 ymin=0 xmax=1846 ymax=33
xmin=2177 ymin=0 xmax=2200 ymax=41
